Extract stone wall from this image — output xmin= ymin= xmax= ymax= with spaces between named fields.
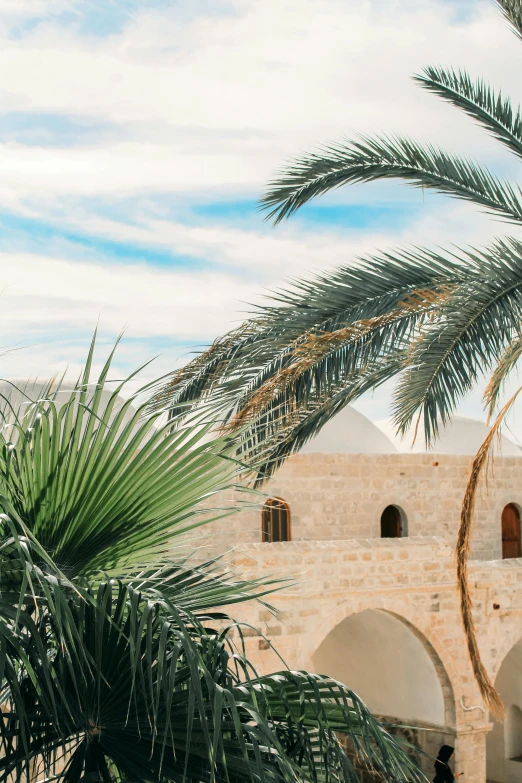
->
xmin=189 ymin=450 xmax=522 ymax=781
xmin=220 ymin=537 xmax=522 ymax=782
xmin=200 ymin=452 xmax=522 ymax=561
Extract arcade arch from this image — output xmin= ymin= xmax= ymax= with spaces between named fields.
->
xmin=487 ymin=637 xmax=522 ymax=782
xmin=311 ymin=609 xmax=455 ymax=776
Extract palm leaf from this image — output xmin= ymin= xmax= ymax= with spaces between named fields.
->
xmin=392 ymin=238 xmax=522 ymax=441
xmin=150 ymin=248 xmax=463 ymax=438
xmin=0 ymin=338 xmax=253 ymax=578
xmin=415 ymin=65 xmax=522 ymax=160
xmin=260 ymin=134 xmax=522 ymax=225
xmin=497 ymin=0 xmax=522 ymax=39
xmin=0 ymin=338 xmax=425 ymax=783
xmin=0 ymin=577 xmax=424 ymax=783
xmin=241 ymin=354 xmax=405 ymax=484
xmin=484 ymin=334 xmax=522 ymax=417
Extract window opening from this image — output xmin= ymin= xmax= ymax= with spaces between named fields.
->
xmin=502 ymin=504 xmax=521 ymax=559
xmin=262 ymin=498 xmax=291 ymax=542
xmin=381 ymin=505 xmax=403 ymax=538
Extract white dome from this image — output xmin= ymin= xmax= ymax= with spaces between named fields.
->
xmin=301 ymin=405 xmax=397 ymax=454
xmin=376 ymin=415 xmax=522 ymax=456
xmin=0 ymin=379 xmax=145 ymax=433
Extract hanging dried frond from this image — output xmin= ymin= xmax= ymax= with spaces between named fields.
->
xmin=484 ymin=333 xmax=522 ymax=419
xmin=457 ymin=386 xmax=522 ymax=718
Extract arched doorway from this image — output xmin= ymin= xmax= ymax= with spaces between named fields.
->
xmin=311 ymin=609 xmax=454 ymax=777
xmin=487 ymin=638 xmax=522 ymax=781
xmin=502 ymin=504 xmax=521 ymax=559
xmin=506 ymin=705 xmax=522 ymax=761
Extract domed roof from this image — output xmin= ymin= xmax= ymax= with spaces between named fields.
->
xmin=375 ymin=415 xmax=522 ymax=456
xmin=301 ymin=405 xmax=398 ymax=454
xmin=0 ymin=380 xmax=145 ymax=433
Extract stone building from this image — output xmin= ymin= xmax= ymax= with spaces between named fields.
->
xmin=202 ymin=406 xmax=522 ymax=783
xmin=5 ymin=380 xmax=522 ymax=781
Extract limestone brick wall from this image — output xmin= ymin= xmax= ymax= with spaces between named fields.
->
xmin=220 ymin=537 xmax=522 ymax=782
xmin=228 ymin=538 xmax=464 ymax=674
xmin=189 ymin=449 xmax=522 ymax=781
xmin=199 ymin=453 xmax=522 ymax=561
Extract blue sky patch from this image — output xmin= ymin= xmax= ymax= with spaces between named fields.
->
xmin=0 ymin=112 xmax=116 ymax=147
xmin=0 ymin=211 xmax=212 ymax=271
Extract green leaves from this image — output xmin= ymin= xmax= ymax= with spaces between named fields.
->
xmin=0 ymin=562 xmax=424 ymax=783
xmin=0 ymin=339 xmax=424 ymax=783
xmin=260 ymin=134 xmax=522 ymax=225
xmin=0 ymin=337 xmax=249 ymax=578
xmin=392 ymin=238 xmax=522 ymax=440
xmin=415 ymin=66 xmax=522 ymax=161
xmin=149 ymin=0 xmax=522 ymax=480
xmin=152 ymin=247 xmax=468 ymax=477
xmin=497 ymin=0 xmax=522 ymax=40
xmin=197 ymin=0 xmax=522 ymax=461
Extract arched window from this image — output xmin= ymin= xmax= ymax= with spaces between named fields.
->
xmin=506 ymin=704 xmax=522 ymax=760
xmin=380 ymin=505 xmax=405 ymax=538
xmin=262 ymin=498 xmax=291 ymax=543
xmin=502 ymin=504 xmax=521 ymax=559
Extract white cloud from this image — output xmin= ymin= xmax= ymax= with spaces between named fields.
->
xmin=0 ymin=251 xmax=255 ymax=341
xmin=0 ymin=0 xmax=70 ymax=21
xmin=51 ymin=190 xmax=501 ymax=280
xmin=0 ymin=0 xmax=521 ymax=203
xmin=1 ymin=0 xmax=522 ymax=428
xmin=0 ymin=197 xmax=500 ymax=355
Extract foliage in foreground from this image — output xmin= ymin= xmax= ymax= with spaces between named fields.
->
xmin=0 ymin=338 xmax=424 ymax=782
xmin=150 ymin=0 xmax=522 ymax=714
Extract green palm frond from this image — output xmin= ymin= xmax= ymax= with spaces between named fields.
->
xmin=260 ymin=134 xmax=522 ymax=225
xmin=125 ymin=558 xmax=287 ymax=617
xmin=0 ymin=338 xmax=425 ymax=783
xmin=149 ymin=318 xmax=271 ymax=421
xmin=242 ymin=355 xmax=405 ymax=484
xmin=392 ymin=238 xmax=522 ymax=441
xmin=0 ymin=572 xmax=423 ymax=783
xmin=151 ymin=249 xmax=462 ymax=435
xmin=497 ymin=0 xmax=522 ymax=39
xmin=415 ymin=65 xmax=522 ymax=160
xmin=0 ymin=336 xmax=253 ymax=578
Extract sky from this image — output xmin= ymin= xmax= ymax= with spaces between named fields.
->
xmin=2 ymin=0 xmax=522 ymax=440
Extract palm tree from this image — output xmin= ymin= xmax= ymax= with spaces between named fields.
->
xmin=0 ymin=335 xmax=422 ymax=783
xmin=151 ymin=0 xmax=522 ymax=714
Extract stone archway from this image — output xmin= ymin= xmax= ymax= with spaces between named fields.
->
xmin=487 ymin=637 xmax=522 ymax=783
xmin=299 ymin=597 xmax=458 ymax=722
xmin=310 ymin=608 xmax=456 ymax=778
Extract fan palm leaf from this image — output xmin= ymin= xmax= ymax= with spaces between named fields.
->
xmin=0 ymin=338 xmax=423 ymax=782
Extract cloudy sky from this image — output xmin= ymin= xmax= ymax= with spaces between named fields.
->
xmin=1 ymin=0 xmax=522 ymax=438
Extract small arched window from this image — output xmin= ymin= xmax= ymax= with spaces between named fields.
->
xmin=502 ymin=504 xmax=521 ymax=559
xmin=262 ymin=498 xmax=291 ymax=543
xmin=380 ymin=505 xmax=405 ymax=538
xmin=505 ymin=704 xmax=522 ymax=760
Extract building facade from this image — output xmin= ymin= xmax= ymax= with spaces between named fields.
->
xmin=202 ymin=406 xmax=522 ymax=783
